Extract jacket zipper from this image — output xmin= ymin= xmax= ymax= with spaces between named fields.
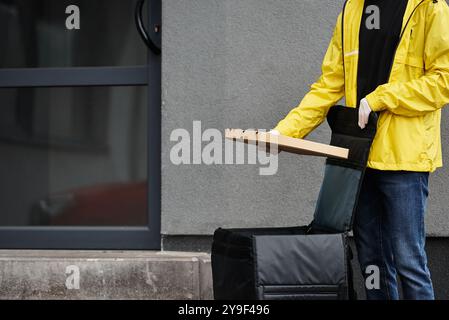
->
xmin=386 ymin=0 xmax=427 ymax=83
xmin=341 ymin=0 xmax=349 ymax=94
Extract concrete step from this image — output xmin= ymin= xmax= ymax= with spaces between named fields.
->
xmin=0 ymin=250 xmax=213 ymax=300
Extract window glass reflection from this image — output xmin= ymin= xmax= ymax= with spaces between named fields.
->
xmin=0 ymin=0 xmax=147 ymax=67
xmin=0 ymin=86 xmax=148 ymax=226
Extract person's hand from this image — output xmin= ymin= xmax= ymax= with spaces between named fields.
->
xmin=358 ymin=98 xmax=372 ymax=129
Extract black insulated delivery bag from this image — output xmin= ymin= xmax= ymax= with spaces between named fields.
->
xmin=211 ymin=105 xmax=378 ymax=300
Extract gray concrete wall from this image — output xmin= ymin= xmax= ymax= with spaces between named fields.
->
xmin=161 ymin=0 xmax=449 ymax=236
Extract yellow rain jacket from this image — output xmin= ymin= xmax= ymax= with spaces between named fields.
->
xmin=275 ymin=0 xmax=449 ymax=172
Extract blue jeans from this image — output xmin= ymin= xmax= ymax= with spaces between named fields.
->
xmin=353 ymin=168 xmax=434 ymax=300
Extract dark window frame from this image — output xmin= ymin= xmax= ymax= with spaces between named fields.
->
xmin=0 ymin=0 xmax=161 ymax=250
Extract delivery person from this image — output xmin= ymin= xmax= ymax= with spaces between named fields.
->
xmin=271 ymin=0 xmax=449 ymax=300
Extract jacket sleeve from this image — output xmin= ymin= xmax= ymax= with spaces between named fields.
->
xmin=274 ymin=13 xmax=345 ymax=138
xmin=366 ymin=1 xmax=449 ymax=117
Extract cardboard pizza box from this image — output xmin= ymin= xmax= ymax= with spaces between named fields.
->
xmin=225 ymin=129 xmax=349 ymax=159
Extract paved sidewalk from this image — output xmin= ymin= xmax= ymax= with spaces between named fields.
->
xmin=0 ymin=250 xmax=212 ymax=300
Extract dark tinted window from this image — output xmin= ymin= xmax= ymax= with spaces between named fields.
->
xmin=0 ymin=86 xmax=148 ymax=226
xmin=0 ymin=0 xmax=147 ymax=67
